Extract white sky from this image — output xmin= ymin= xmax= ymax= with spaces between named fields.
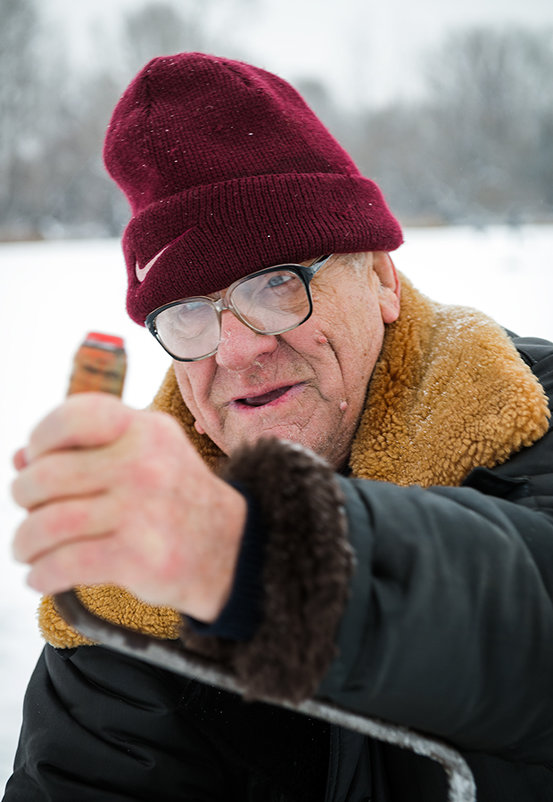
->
xmin=44 ymin=0 xmax=553 ymax=106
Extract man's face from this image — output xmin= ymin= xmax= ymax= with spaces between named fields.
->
xmin=173 ymin=252 xmax=400 ymax=470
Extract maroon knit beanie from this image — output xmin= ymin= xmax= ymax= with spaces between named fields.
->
xmin=103 ymin=52 xmax=403 ymax=325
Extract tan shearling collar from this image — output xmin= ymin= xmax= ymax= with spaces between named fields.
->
xmin=38 ymin=277 xmax=550 ymax=647
xmin=351 ymin=275 xmax=550 ymax=486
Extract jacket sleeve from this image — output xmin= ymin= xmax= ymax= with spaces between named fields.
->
xmin=208 ymin=339 xmax=553 ymax=762
xmin=3 ymin=644 xmax=233 ymax=801
xmin=319 ymin=465 xmax=553 ymax=759
xmin=317 ymin=338 xmax=553 ymax=761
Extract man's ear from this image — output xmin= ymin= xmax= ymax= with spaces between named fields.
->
xmin=373 ymin=251 xmax=401 ymax=324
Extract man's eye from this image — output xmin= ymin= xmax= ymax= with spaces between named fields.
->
xmin=266 ymin=273 xmax=293 ymax=289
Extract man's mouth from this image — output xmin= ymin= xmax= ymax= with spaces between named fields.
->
xmin=232 ymin=384 xmax=301 ymax=408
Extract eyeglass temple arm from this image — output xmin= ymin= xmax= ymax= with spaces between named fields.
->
xmin=302 ymin=254 xmax=333 ymax=281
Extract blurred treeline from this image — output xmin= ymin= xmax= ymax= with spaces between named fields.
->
xmin=1 ymin=0 xmax=552 ymax=240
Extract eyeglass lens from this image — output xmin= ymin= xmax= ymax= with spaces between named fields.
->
xmin=153 ymin=268 xmax=311 ymax=360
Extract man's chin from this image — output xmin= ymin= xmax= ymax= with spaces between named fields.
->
xmin=221 ymin=420 xmax=324 ymax=459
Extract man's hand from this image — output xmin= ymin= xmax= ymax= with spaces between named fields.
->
xmin=11 ymin=393 xmax=246 ymax=622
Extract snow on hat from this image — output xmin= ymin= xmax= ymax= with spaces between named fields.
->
xmin=103 ymin=52 xmax=403 ymax=325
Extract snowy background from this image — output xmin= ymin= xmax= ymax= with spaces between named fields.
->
xmin=1 ymin=225 xmax=552 ymax=787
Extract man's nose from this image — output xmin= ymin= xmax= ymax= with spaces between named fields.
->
xmin=215 ymin=310 xmax=278 ymax=371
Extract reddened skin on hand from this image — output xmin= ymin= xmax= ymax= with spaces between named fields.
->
xmin=11 ymin=393 xmax=246 ymax=622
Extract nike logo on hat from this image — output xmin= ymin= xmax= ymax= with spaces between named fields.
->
xmin=135 ymin=244 xmax=170 ymax=282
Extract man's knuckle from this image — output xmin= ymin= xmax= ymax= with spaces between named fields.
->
xmin=150 ymin=410 xmax=182 ymax=445
xmin=32 ymin=458 xmax=58 ymax=494
xmin=12 ymin=520 xmax=29 ymax=562
xmin=36 ymin=504 xmax=61 ymax=538
xmin=50 ymin=500 xmax=91 ymax=536
xmin=28 ymin=403 xmax=67 ymax=452
xmin=10 ymin=475 xmax=25 ymax=506
xmin=133 ymin=458 xmax=167 ymax=490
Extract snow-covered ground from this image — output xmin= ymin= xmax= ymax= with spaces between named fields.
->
xmin=1 ymin=225 xmax=552 ymax=788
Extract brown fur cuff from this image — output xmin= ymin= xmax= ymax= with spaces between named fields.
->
xmin=180 ymin=437 xmax=353 ymax=703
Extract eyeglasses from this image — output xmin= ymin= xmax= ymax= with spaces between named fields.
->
xmin=145 ymin=254 xmax=333 ymax=362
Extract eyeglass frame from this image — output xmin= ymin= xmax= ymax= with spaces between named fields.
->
xmin=144 ymin=254 xmax=334 ymax=362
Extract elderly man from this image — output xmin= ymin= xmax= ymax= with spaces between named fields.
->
xmin=5 ymin=53 xmax=553 ymax=802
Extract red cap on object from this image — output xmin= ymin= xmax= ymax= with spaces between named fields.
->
xmin=85 ymin=332 xmax=125 ymax=349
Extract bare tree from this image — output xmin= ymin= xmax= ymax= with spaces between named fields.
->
xmin=350 ymin=26 xmax=553 ymax=226
xmin=0 ymin=0 xmax=42 ymax=236
xmin=122 ymin=0 xmax=262 ymax=78
xmin=123 ymin=2 xmax=208 ymax=77
xmin=421 ymin=26 xmax=553 ymax=223
xmin=4 ymin=9 xmax=552 ymax=239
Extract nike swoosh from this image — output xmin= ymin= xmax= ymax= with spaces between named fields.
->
xmin=135 ymin=244 xmax=170 ymax=282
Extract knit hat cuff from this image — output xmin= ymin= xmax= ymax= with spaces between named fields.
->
xmin=123 ymin=172 xmax=403 ymax=324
